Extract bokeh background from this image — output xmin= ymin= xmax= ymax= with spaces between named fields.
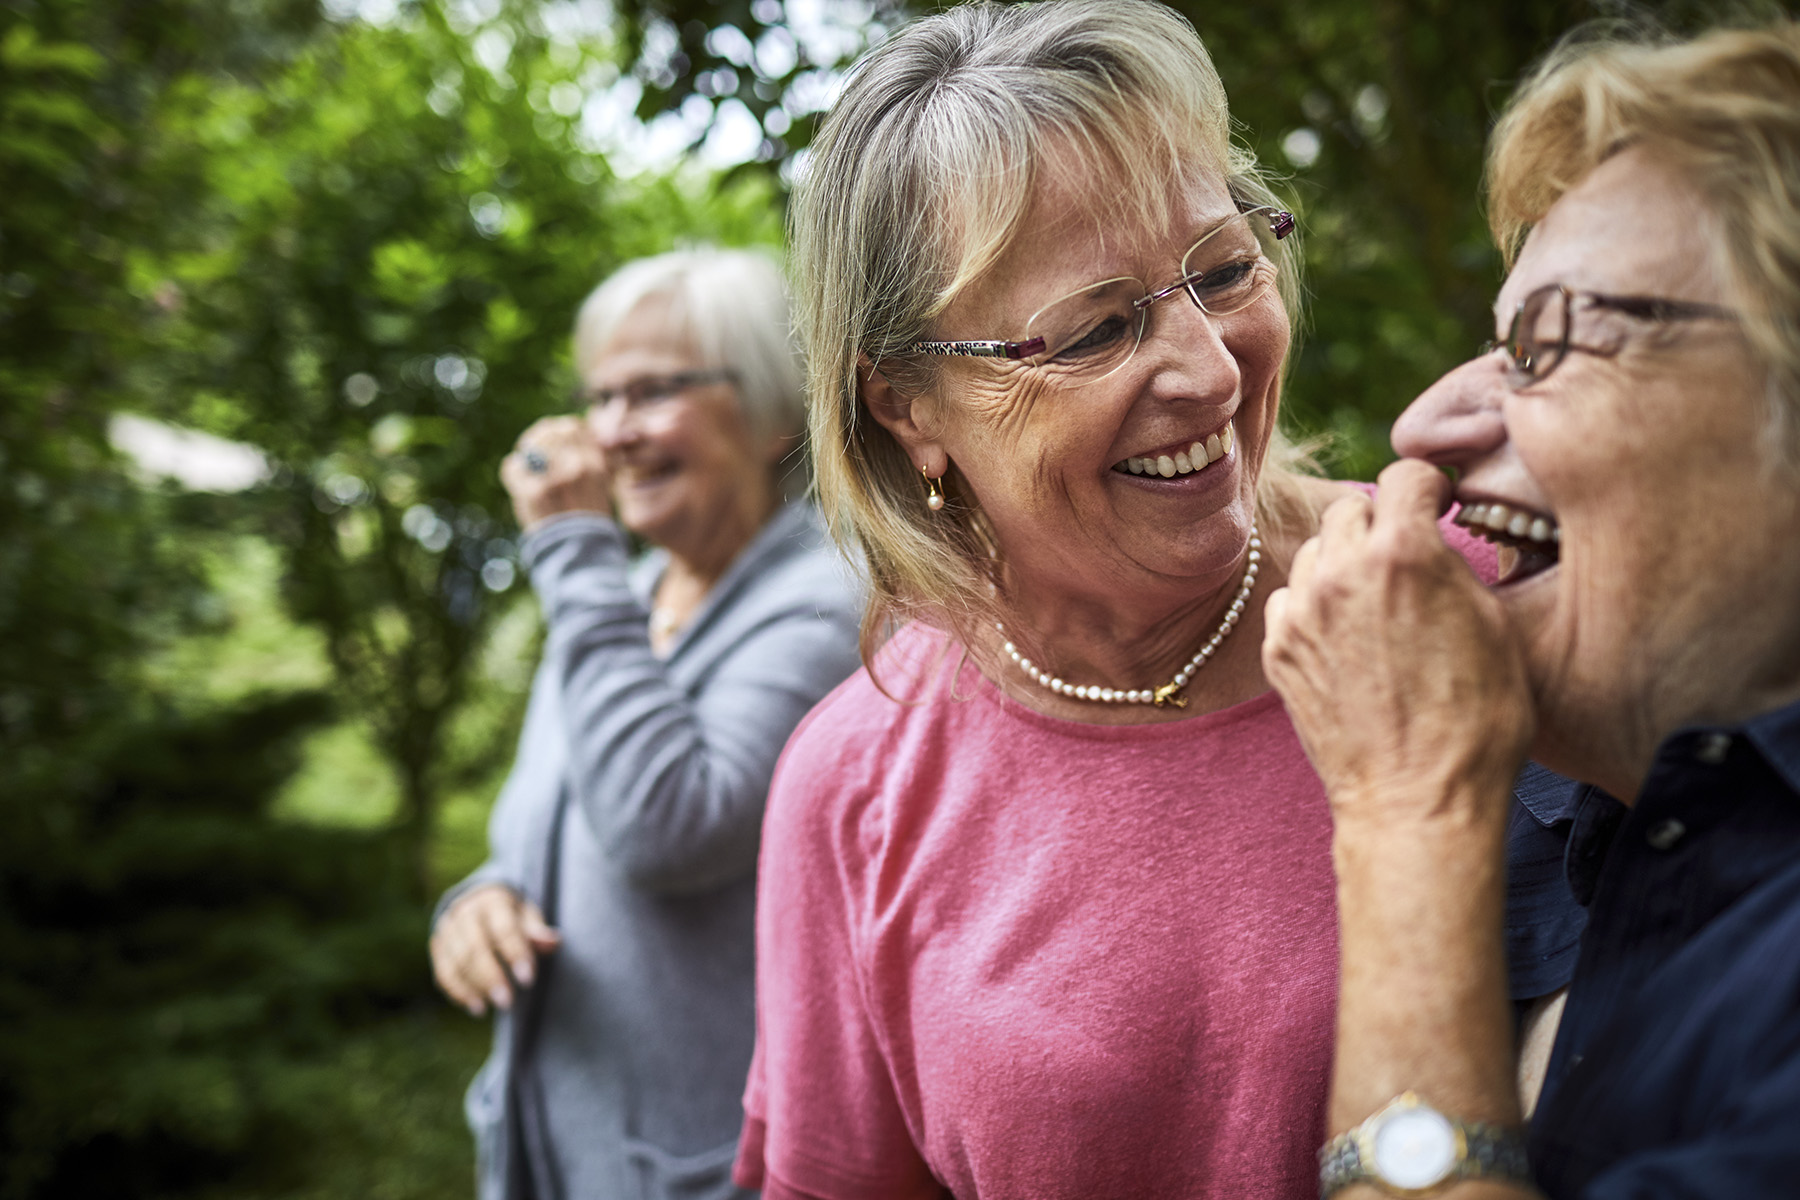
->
xmin=0 ymin=0 xmax=1784 ymax=1195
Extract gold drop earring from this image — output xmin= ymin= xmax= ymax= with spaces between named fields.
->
xmin=922 ymin=465 xmax=945 ymax=512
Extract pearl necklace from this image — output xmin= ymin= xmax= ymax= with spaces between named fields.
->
xmin=998 ymin=525 xmax=1261 ymax=710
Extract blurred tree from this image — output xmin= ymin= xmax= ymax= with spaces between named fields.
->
xmin=2 ymin=0 xmax=783 ymax=1191
xmin=611 ymin=0 xmax=905 ymax=176
xmin=143 ymin=0 xmax=786 ymax=896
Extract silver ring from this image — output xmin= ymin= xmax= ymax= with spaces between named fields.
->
xmin=523 ymin=448 xmax=549 ymax=475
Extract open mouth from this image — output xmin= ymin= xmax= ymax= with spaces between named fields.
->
xmin=1112 ymin=422 xmax=1234 ymax=479
xmin=1452 ymin=499 xmax=1560 ymax=584
xmin=617 ymin=460 xmax=682 ymax=488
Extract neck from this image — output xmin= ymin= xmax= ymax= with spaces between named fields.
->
xmin=988 ymin=529 xmax=1284 ymax=724
xmin=665 ymin=489 xmax=779 ymax=592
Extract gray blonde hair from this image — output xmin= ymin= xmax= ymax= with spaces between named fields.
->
xmin=573 ymin=247 xmax=806 ymax=457
xmin=791 ymin=0 xmax=1311 ymax=663
xmin=1488 ymin=20 xmax=1800 ymax=467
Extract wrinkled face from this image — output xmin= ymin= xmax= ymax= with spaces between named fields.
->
xmin=582 ymin=299 xmax=775 ymax=553
xmin=1393 ymin=147 xmax=1800 ymax=790
xmin=913 ymin=157 xmax=1291 ymax=607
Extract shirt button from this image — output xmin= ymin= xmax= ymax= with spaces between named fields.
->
xmin=1695 ymin=732 xmax=1732 ymax=764
xmin=1646 ymin=818 xmax=1687 ymax=851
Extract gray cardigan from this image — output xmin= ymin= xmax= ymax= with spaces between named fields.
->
xmin=440 ymin=501 xmax=862 ymax=1200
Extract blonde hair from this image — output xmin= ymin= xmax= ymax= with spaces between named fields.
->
xmin=1488 ymin=20 xmax=1800 ymax=465
xmin=572 ymin=247 xmax=805 ymax=458
xmin=791 ymin=0 xmax=1311 ymax=663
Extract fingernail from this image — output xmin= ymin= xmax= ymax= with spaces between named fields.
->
xmin=466 ymin=1001 xmax=485 ymax=1018
xmin=489 ymin=986 xmax=512 ymax=1011
xmin=513 ymin=960 xmax=534 ymax=987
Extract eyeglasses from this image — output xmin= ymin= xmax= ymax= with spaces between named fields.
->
xmin=904 ymin=206 xmax=1295 ymax=383
xmin=576 ymin=367 xmax=737 ymax=412
xmin=1484 ymin=284 xmax=1737 ymax=388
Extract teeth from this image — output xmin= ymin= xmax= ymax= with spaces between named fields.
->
xmin=1117 ymin=422 xmax=1237 ymax=478
xmin=1454 ymin=500 xmax=1560 ymax=548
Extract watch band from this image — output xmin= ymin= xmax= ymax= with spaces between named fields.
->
xmin=1319 ymin=1092 xmax=1531 ymax=1198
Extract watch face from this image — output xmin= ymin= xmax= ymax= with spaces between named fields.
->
xmin=1371 ymin=1106 xmax=1458 ymax=1190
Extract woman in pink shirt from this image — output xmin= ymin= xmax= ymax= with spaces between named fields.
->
xmin=735 ymin=3 xmax=1581 ymax=1198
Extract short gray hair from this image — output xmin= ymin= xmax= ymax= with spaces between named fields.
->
xmin=572 ymin=247 xmax=805 ymax=451
xmin=791 ymin=0 xmax=1308 ymax=658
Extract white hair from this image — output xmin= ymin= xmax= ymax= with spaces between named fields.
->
xmin=572 ymin=247 xmax=805 ymax=454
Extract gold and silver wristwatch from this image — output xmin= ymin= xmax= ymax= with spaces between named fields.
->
xmin=1318 ymin=1092 xmax=1531 ymax=1198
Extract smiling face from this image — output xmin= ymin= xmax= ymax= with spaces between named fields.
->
xmin=896 ymin=156 xmax=1290 ymax=618
xmin=582 ymin=297 xmax=779 ymax=566
xmin=1393 ymin=146 xmax=1800 ymax=796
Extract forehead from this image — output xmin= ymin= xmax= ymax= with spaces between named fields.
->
xmin=949 ymin=155 xmax=1240 ymax=327
xmin=1498 ymin=147 xmax=1728 ymax=321
xmin=583 ymin=296 xmax=700 ymax=379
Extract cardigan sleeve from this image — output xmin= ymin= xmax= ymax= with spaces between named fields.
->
xmin=522 ymin=511 xmax=861 ymax=896
xmin=432 ymin=666 xmax=565 ymax=927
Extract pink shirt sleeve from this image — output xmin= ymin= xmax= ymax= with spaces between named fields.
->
xmin=735 ymin=697 xmax=950 ymax=1200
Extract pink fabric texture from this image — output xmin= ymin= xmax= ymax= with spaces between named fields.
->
xmin=738 ymin=509 xmax=1498 ymax=1200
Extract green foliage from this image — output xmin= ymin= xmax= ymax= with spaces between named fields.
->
xmin=611 ymin=0 xmax=906 ymax=174
xmin=1 ymin=0 xmax=776 ymax=1192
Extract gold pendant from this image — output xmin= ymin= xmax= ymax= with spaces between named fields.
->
xmin=1152 ymin=683 xmax=1187 ymax=709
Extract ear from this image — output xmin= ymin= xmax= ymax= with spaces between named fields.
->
xmin=859 ymin=353 xmax=949 ymax=476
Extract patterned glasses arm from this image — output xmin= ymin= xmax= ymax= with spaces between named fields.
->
xmin=903 ymin=335 xmax=1048 ymax=359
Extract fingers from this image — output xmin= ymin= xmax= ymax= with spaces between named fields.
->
xmin=429 ymin=886 xmax=556 ymax=1018
xmin=513 ymin=414 xmax=590 ymax=457
xmin=1372 ymin=459 xmax=1453 ymax=544
xmin=520 ymin=901 xmax=563 ymax=952
xmin=502 ymin=416 xmax=611 ymax=530
xmin=430 ymin=910 xmax=493 ymax=1016
xmin=479 ymin=894 xmax=542 ymax=991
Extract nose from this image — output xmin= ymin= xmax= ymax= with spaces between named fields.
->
xmin=1138 ymin=290 xmax=1242 ymax=399
xmin=1391 ymin=352 xmax=1510 ymax=467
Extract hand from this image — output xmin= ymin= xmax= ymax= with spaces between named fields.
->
xmin=500 ymin=415 xmax=611 ymax=532
xmin=429 ymin=884 xmax=561 ymax=1017
xmin=1261 ymin=459 xmax=1535 ymax=831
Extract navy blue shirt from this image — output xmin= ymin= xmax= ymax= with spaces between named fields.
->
xmin=1530 ymin=697 xmax=1800 ymax=1197
xmin=1508 ymin=762 xmax=1590 ymax=1004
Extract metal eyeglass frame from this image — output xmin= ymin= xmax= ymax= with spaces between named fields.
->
xmin=575 ymin=367 xmax=738 ymax=410
xmin=1484 ymin=283 xmax=1737 ymax=387
xmin=902 ymin=206 xmax=1296 ymax=362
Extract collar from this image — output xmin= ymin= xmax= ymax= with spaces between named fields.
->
xmin=1742 ymin=693 xmax=1800 ymax=797
xmin=1561 ymin=693 xmax=1800 ymax=905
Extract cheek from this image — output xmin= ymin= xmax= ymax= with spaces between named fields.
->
xmin=1234 ymin=306 xmax=1290 ymax=399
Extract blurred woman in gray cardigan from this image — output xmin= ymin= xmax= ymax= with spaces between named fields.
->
xmin=430 ymin=248 xmax=862 ymax=1200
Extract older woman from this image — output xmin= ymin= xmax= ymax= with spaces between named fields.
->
xmin=1264 ymin=22 xmax=1800 ymax=1200
xmin=429 ymin=248 xmax=861 ymax=1200
xmin=733 ymin=4 xmax=1583 ymax=1199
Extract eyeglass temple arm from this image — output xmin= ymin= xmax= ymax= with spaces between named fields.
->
xmin=906 ymin=210 xmax=1293 ymax=359
xmin=904 ymin=336 xmax=1049 ymax=359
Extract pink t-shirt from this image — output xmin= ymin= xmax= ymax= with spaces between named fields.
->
xmin=738 ymin=510 xmax=1497 ymax=1200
